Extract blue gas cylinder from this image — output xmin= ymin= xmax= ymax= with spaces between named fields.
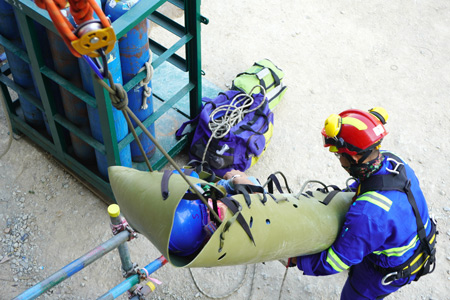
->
xmin=79 ymin=44 xmax=132 ymax=178
xmin=77 ymin=2 xmax=132 ymax=179
xmin=47 ymin=28 xmax=96 ymax=163
xmin=105 ymin=0 xmax=156 ymax=162
xmin=45 ymin=4 xmax=97 ymax=163
xmin=0 ymin=0 xmax=45 ymax=128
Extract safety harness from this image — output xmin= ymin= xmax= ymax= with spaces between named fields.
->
xmin=357 ymin=152 xmax=437 ymax=285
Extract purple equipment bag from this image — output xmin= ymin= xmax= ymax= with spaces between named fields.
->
xmin=176 ymin=90 xmax=274 ymax=177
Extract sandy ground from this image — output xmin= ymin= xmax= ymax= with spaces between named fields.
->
xmin=1 ymin=0 xmax=450 ymax=299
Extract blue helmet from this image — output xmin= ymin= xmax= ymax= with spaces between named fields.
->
xmin=169 ymin=169 xmax=208 ymax=256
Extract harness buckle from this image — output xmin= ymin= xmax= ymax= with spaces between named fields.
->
xmin=381 ymin=271 xmax=398 ymax=286
xmin=386 ymin=157 xmax=404 ymax=175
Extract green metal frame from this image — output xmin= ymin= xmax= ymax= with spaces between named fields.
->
xmin=0 ymin=0 xmax=204 ymax=203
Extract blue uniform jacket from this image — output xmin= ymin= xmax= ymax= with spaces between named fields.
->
xmin=297 ymin=151 xmax=431 ymax=276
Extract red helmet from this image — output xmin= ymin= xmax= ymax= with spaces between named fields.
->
xmin=321 ymin=107 xmax=388 ymax=156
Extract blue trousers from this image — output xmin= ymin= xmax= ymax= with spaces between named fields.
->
xmin=341 ymin=259 xmax=415 ymax=300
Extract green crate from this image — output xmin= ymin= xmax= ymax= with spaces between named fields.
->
xmin=0 ymin=0 xmax=216 ymax=204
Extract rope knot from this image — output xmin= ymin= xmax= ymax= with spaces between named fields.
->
xmin=138 ymin=57 xmax=154 ymax=110
xmin=110 ymin=83 xmax=129 ymax=110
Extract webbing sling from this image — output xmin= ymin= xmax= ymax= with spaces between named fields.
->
xmin=161 ymin=169 xmax=195 ymax=200
xmin=358 ymin=152 xmax=436 ymax=283
xmin=219 ymin=196 xmax=255 ymax=246
xmin=234 ymin=184 xmax=267 ymax=207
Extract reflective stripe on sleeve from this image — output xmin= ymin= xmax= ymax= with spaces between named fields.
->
xmin=356 ymin=191 xmax=392 ymax=212
xmin=373 ymin=219 xmax=429 ymax=257
xmin=326 ymin=248 xmax=350 ymax=272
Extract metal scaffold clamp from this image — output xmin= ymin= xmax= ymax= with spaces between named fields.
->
xmin=127 ymin=280 xmax=159 ymax=300
xmin=110 ymin=217 xmax=137 ymax=241
xmin=108 ymin=204 xmax=137 ymax=241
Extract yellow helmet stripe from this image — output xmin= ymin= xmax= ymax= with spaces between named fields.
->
xmin=341 ymin=117 xmax=368 ymax=131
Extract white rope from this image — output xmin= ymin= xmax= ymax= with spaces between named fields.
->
xmin=138 ymin=51 xmax=154 ymax=110
xmin=189 ymin=265 xmax=251 ymax=299
xmin=201 ymin=86 xmax=267 ymax=164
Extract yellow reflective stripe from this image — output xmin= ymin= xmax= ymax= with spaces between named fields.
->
xmin=373 ymin=220 xmax=429 ymax=257
xmin=356 ymin=192 xmax=392 ymax=212
xmin=326 ymin=248 xmax=349 ymax=272
xmin=342 ymin=117 xmax=367 ymax=130
xmin=374 ymin=236 xmax=419 ymax=257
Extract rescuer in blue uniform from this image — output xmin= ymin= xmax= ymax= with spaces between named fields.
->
xmin=286 ymin=107 xmax=437 ymax=299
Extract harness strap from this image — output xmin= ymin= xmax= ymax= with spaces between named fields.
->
xmin=359 ymin=152 xmax=436 ymax=282
xmin=219 ymin=197 xmax=255 ymax=246
xmin=378 ymin=220 xmax=437 ymax=284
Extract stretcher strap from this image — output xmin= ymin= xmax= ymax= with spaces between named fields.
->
xmin=234 ymin=184 xmax=267 ymax=208
xmin=219 ymin=197 xmax=255 ymax=247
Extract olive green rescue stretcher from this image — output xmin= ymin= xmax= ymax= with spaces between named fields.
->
xmin=108 ymin=166 xmax=354 ymax=268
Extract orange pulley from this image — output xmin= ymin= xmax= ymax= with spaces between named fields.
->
xmin=35 ymin=0 xmax=116 ymax=58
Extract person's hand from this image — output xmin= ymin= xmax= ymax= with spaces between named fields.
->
xmin=278 ymin=257 xmax=297 ymax=268
xmin=223 ymin=170 xmax=254 ymax=186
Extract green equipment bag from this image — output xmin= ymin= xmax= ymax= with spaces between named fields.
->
xmin=232 ymin=59 xmax=287 ymax=110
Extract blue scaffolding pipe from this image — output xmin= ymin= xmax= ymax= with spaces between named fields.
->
xmin=13 ymin=230 xmax=131 ymax=300
xmin=97 ymin=256 xmax=168 ymax=300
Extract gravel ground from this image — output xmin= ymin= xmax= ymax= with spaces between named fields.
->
xmin=1 ymin=1 xmax=450 ymax=300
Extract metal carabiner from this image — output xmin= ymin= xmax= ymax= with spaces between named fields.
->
xmin=381 ymin=271 xmax=398 ymax=285
xmin=82 ymin=48 xmax=109 ymax=80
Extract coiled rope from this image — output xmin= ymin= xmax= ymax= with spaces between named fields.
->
xmin=201 ymin=85 xmax=267 ymax=164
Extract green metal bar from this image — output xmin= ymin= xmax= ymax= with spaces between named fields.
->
xmin=40 ymin=66 xmax=97 ymax=108
xmin=149 ymin=39 xmax=187 ymax=71
xmin=9 ymin=113 xmax=56 ymax=150
xmin=113 ymin=0 xmax=167 ymax=39
xmin=152 ymin=34 xmax=192 ymax=69
xmin=4 ymin=0 xmax=56 ymax=33
xmin=0 ymin=80 xmax=20 ymax=135
xmin=0 ymin=0 xmax=205 ymax=203
xmin=61 ymin=152 xmax=115 ymax=200
xmin=92 ymin=76 xmax=122 ymax=166
xmin=0 ymin=74 xmax=44 ymax=111
xmin=185 ymin=0 xmax=203 ymax=118
xmin=12 ymin=9 xmax=69 ymax=153
xmin=119 ymin=82 xmax=194 ymax=148
xmin=53 ymin=114 xmax=106 ymax=153
xmin=152 ymin=134 xmax=188 ymax=170
xmin=148 ymin=11 xmax=185 ymax=38
xmin=168 ymin=0 xmax=183 ymax=9
xmin=123 ymin=33 xmax=192 ymax=93
xmin=0 ymin=34 xmax=31 ymax=64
